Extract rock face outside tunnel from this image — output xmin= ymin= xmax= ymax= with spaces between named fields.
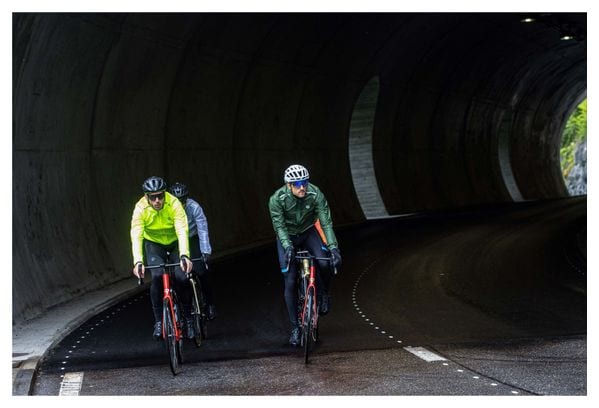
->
xmin=566 ymin=139 xmax=587 ymax=196
xmin=12 ymin=13 xmax=586 ymax=322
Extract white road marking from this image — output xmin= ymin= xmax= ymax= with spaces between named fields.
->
xmin=59 ymin=372 xmax=84 ymax=396
xmin=403 ymin=346 xmax=447 ymax=362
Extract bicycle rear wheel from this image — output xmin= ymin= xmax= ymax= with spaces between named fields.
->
xmin=191 ymin=281 xmax=207 ymax=347
xmin=163 ymin=300 xmax=181 ymax=375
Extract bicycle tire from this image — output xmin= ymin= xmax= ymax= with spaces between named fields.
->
xmin=163 ymin=300 xmax=181 ymax=375
xmin=303 ymin=291 xmax=313 ymax=364
xmin=172 ymin=291 xmax=185 ymax=364
xmin=194 ymin=277 xmax=210 ymax=342
xmin=191 ymin=289 xmax=206 ymax=347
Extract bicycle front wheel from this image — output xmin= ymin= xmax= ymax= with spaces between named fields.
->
xmin=163 ymin=300 xmax=181 ymax=375
xmin=303 ymin=291 xmax=314 ymax=364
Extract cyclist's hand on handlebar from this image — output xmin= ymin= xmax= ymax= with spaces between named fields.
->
xmin=133 ymin=262 xmax=145 ymax=279
xmin=202 ymin=253 xmax=211 ymax=264
xmin=180 ymin=255 xmax=193 ymax=273
xmin=330 ymin=248 xmax=342 ymax=268
xmin=284 ymin=246 xmax=294 ymax=265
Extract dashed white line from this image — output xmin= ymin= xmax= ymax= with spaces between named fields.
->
xmin=351 ymin=255 xmax=520 ymax=395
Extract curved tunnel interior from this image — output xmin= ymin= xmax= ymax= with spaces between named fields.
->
xmin=12 ymin=12 xmax=586 ymax=322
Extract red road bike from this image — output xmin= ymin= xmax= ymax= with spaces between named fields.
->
xmin=293 ymin=250 xmax=336 ymax=364
xmin=138 ymin=256 xmax=205 ymax=375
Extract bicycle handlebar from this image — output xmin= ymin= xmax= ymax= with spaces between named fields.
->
xmin=287 ymin=252 xmax=338 ymax=275
xmin=136 ymin=257 xmax=205 ymax=286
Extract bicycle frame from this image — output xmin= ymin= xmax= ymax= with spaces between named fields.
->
xmin=293 ymin=250 xmax=336 ymax=363
xmin=298 ymin=253 xmax=319 ymax=332
xmin=137 ymin=256 xmax=206 ymax=374
xmin=162 ymin=269 xmax=182 ymax=342
xmin=142 ymin=262 xmax=183 ymax=342
xmin=141 ymin=257 xmax=206 ymax=341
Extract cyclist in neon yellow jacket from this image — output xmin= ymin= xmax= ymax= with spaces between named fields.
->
xmin=268 ymin=164 xmax=342 ymax=346
xmin=130 ymin=176 xmax=194 ymax=340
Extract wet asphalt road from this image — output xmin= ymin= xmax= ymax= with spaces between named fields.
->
xmin=32 ymin=198 xmax=586 ymax=395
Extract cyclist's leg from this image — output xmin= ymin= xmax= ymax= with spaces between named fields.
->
xmin=190 ymin=235 xmax=215 ymax=314
xmin=304 ymin=227 xmax=332 ymax=290
xmin=143 ymin=240 xmax=169 ymax=336
xmin=303 ymin=228 xmax=333 ymax=313
xmin=277 ymin=238 xmax=300 ymax=330
xmin=168 ymin=246 xmax=192 ymax=304
xmin=170 ymin=245 xmax=195 ymax=338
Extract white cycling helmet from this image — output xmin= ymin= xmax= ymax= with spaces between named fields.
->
xmin=284 ymin=164 xmax=310 ymax=183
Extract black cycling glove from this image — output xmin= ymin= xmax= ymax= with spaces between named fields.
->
xmin=284 ymin=246 xmax=294 ymax=266
xmin=330 ymin=248 xmax=342 ymax=268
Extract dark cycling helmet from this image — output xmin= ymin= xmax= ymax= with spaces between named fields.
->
xmin=142 ymin=176 xmax=167 ymax=193
xmin=169 ymin=182 xmax=188 ymax=201
xmin=284 ymin=164 xmax=309 ymax=183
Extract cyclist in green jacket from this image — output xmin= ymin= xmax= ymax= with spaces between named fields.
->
xmin=268 ymin=164 xmax=342 ymax=346
xmin=131 ymin=176 xmax=194 ymax=340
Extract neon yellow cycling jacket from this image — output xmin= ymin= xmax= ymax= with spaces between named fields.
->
xmin=130 ymin=191 xmax=190 ymax=264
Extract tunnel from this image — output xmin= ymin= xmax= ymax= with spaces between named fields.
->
xmin=12 ymin=12 xmax=586 ymax=323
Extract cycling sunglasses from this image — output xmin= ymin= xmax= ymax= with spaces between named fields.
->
xmin=292 ymin=180 xmax=309 ymax=188
xmin=147 ymin=192 xmax=165 ymax=201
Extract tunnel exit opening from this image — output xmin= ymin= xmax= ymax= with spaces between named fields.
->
xmin=348 ymin=77 xmax=389 ymax=219
xmin=560 ymin=98 xmax=587 ymax=196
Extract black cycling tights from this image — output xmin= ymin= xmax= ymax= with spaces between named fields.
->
xmin=143 ymin=240 xmax=192 ymax=322
xmin=277 ymin=227 xmax=332 ymax=327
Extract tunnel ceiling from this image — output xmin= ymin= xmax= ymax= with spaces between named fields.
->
xmin=12 ymin=12 xmax=586 ymax=322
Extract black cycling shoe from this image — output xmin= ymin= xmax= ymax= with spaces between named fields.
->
xmin=207 ymin=304 xmax=217 ymax=320
xmin=153 ymin=321 xmax=162 ymax=340
xmin=319 ymin=293 xmax=331 ymax=315
xmin=289 ymin=326 xmax=301 ymax=346
xmin=185 ymin=318 xmax=196 ymax=339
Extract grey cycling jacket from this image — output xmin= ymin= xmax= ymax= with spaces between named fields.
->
xmin=185 ymin=198 xmax=212 ymax=255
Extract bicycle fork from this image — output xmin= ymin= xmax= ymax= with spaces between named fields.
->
xmin=162 ymin=273 xmax=181 ymax=341
xmin=301 ymin=259 xmax=318 ymax=329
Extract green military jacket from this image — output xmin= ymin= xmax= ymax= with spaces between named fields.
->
xmin=268 ymin=183 xmax=338 ymax=250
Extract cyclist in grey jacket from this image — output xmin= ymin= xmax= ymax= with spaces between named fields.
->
xmin=169 ymin=182 xmax=217 ymax=320
xmin=268 ymin=164 xmax=342 ymax=346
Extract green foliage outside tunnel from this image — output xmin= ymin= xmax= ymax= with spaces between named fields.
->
xmin=560 ymin=99 xmax=587 ymax=179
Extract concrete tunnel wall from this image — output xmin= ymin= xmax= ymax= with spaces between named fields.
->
xmin=12 ymin=13 xmax=586 ymax=322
